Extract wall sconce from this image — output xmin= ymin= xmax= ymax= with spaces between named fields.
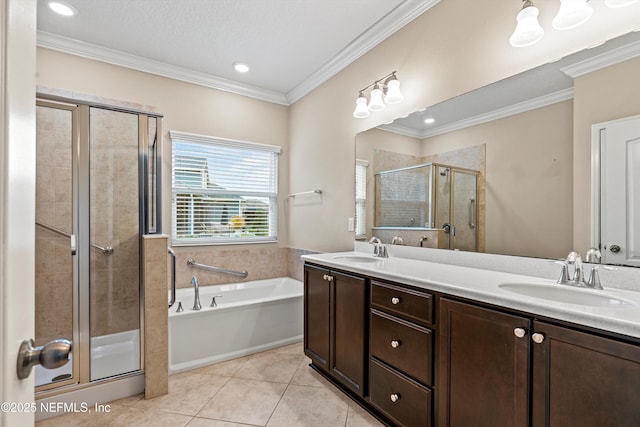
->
xmin=510 ymin=0 xmax=638 ymax=47
xmin=353 ymin=71 xmax=403 ymax=119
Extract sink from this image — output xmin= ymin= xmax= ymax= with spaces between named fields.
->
xmin=499 ymin=283 xmax=636 ymax=307
xmin=332 ymin=255 xmax=380 ymax=264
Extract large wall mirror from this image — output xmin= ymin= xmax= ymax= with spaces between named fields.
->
xmin=355 ymin=31 xmax=640 ymax=265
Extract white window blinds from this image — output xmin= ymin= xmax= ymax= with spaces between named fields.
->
xmin=170 ymin=131 xmax=280 ymax=245
xmin=355 ymin=159 xmax=368 ymax=238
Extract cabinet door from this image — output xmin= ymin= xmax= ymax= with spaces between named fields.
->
xmin=331 ymin=270 xmax=367 ymax=396
xmin=438 ymin=298 xmax=531 ymax=427
xmin=304 ymin=265 xmax=330 ymax=370
xmin=531 ymin=321 xmax=640 ymax=427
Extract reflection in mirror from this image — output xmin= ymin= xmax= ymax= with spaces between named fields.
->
xmin=355 ymin=31 xmax=640 ymax=263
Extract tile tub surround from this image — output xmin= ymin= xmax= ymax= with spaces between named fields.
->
xmin=309 ymin=249 xmax=640 ymax=339
xmin=35 ymin=343 xmax=384 ymax=427
xmin=143 ymin=234 xmax=169 ymax=399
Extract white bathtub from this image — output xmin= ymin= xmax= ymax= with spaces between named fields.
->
xmin=168 ymin=277 xmax=303 ymax=373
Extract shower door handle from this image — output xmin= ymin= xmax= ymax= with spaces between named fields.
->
xmin=468 ymin=198 xmax=476 ymax=229
xmin=70 ymin=234 xmax=77 ymax=256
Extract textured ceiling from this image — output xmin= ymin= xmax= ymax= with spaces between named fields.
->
xmin=37 ymin=0 xmax=433 ymax=103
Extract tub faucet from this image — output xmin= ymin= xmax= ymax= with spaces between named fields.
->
xmin=191 ymin=276 xmax=202 ymax=310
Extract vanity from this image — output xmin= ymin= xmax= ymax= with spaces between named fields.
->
xmin=302 ymin=251 xmax=640 ymax=427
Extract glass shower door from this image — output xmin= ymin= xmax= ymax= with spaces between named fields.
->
xmin=88 ymin=107 xmax=141 ymax=381
xmin=451 ymin=170 xmax=478 ymax=252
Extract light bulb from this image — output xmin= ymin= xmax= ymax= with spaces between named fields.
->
xmin=552 ymin=0 xmax=593 ymax=30
xmin=605 ymin=0 xmax=638 ymax=7
xmin=353 ymin=95 xmax=370 ymax=119
xmin=509 ymin=2 xmax=544 ymax=47
xmin=384 ymin=78 xmax=403 ymax=104
xmin=368 ymin=84 xmax=385 ymax=111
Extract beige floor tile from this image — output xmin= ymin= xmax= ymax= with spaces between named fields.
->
xmin=233 ymin=352 xmax=303 ymax=383
xmin=110 ymin=392 xmax=145 ymax=407
xmin=147 ymin=371 xmax=229 ymax=416
xmin=290 ymin=359 xmax=332 ymax=389
xmin=346 ymin=400 xmax=385 ymax=427
xmin=192 ymin=356 xmax=250 ymax=378
xmin=266 ymin=384 xmax=350 ymax=427
xmin=197 ymin=378 xmax=287 ymax=425
xmin=36 ymin=403 xmax=131 ymax=427
xmin=259 ymin=342 xmax=303 ymax=357
xmin=188 ymin=418 xmax=261 ymax=427
xmin=110 ymin=407 xmax=192 ymax=426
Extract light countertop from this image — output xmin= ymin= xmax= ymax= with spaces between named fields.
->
xmin=302 ymin=251 xmax=640 ymax=340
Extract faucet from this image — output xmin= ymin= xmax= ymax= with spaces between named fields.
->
xmin=585 ymin=248 xmax=602 ymax=264
xmin=191 ymin=276 xmax=202 ymax=310
xmin=419 ymin=236 xmax=429 ymax=247
xmin=369 ymin=236 xmax=388 ymax=258
xmin=391 ymin=236 xmax=404 ymax=245
xmin=556 ymin=251 xmax=587 ymax=286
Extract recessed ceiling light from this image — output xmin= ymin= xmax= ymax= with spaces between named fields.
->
xmin=424 ymin=118 xmax=435 ymax=125
xmin=48 ymin=1 xmax=76 ymax=16
xmin=233 ymin=62 xmax=250 ymax=73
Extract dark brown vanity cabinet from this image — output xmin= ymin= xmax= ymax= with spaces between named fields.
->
xmin=303 ymin=264 xmax=367 ymax=397
xmin=369 ymin=280 xmax=435 ymax=427
xmin=438 ymin=298 xmax=530 ymax=427
xmin=531 ymin=321 xmax=640 ymax=427
xmin=439 ymin=298 xmax=640 ymax=427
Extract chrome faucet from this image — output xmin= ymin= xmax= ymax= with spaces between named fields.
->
xmin=419 ymin=236 xmax=429 ymax=247
xmin=391 ymin=236 xmax=404 ymax=245
xmin=556 ymin=251 xmax=585 ymax=286
xmin=369 ymin=236 xmax=388 ymax=258
xmin=191 ymin=276 xmax=202 ymax=310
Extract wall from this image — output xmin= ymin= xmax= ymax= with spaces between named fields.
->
xmin=573 ymin=56 xmax=640 ymax=254
xmin=287 ymin=0 xmax=640 ymax=253
xmin=36 ymin=48 xmax=292 ymax=288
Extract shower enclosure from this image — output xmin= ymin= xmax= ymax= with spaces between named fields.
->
xmin=34 ymin=97 xmax=162 ymax=393
xmin=375 ymin=162 xmax=479 ymax=251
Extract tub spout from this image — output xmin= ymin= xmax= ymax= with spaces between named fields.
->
xmin=191 ymin=276 xmax=202 ymax=310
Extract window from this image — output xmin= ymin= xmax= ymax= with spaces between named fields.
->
xmin=171 ymin=131 xmax=280 ymax=245
xmin=355 ymin=159 xmax=368 ymax=238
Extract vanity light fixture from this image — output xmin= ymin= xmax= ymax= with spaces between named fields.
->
xmin=48 ymin=1 xmax=76 ymax=16
xmin=352 ymin=71 xmax=403 ymax=119
xmin=510 ymin=0 xmax=635 ymax=47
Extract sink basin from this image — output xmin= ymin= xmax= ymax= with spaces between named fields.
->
xmin=332 ymin=255 xmax=380 ymax=264
xmin=499 ymin=283 xmax=635 ymax=307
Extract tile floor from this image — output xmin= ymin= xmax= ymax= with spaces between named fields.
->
xmin=36 ymin=343 xmax=385 ymax=427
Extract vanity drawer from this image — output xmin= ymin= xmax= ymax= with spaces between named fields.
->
xmin=370 ymin=309 xmax=433 ymax=386
xmin=370 ymin=358 xmax=432 ymax=427
xmin=371 ymin=280 xmax=434 ymax=325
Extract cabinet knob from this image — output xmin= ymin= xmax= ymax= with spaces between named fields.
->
xmin=323 ymin=274 xmax=333 ymax=281
xmin=532 ymin=333 xmax=545 ymax=344
xmin=390 ymin=393 xmax=401 ymax=403
xmin=513 ymin=327 xmax=527 ymax=338
xmin=391 ymin=297 xmax=401 ymax=305
xmin=391 ymin=340 xmax=401 ymax=348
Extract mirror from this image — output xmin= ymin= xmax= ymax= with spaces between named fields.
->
xmin=355 ymin=31 xmax=640 ymax=263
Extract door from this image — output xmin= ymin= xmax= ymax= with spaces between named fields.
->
xmin=531 ymin=321 xmax=640 ymax=427
xmin=304 ymin=265 xmax=330 ymax=370
xmin=438 ymin=299 xmax=530 ymax=427
xmin=1 ymin=0 xmax=37 ymax=425
xmin=595 ymin=115 xmax=640 ymax=266
xmin=450 ymin=170 xmax=478 ymax=252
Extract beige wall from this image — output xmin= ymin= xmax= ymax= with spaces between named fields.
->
xmin=573 ymin=56 xmax=640 ymax=254
xmin=36 ymin=47 xmax=292 ymax=287
xmin=422 ymin=101 xmax=574 ymax=259
xmin=287 ymin=0 xmax=640 ymax=253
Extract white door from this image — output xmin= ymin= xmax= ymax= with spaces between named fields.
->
xmin=595 ymin=115 xmax=640 ymax=266
xmin=1 ymin=1 xmax=37 ymax=426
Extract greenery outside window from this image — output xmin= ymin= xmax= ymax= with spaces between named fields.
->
xmin=171 ymin=131 xmax=280 ymax=245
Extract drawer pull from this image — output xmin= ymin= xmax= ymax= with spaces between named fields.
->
xmin=390 ymin=393 xmax=401 ymax=403
xmin=391 ymin=340 xmax=401 ymax=348
xmin=391 ymin=297 xmax=401 ymax=305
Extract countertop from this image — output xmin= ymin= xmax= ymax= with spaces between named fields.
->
xmin=302 ymin=251 xmax=640 ymax=340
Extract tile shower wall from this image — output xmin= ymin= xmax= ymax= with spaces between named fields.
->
xmin=35 ymin=106 xmax=74 ymax=346
xmin=89 ymin=108 xmax=140 ymax=337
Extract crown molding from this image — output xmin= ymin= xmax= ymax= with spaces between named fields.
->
xmin=379 ymin=88 xmax=574 ymax=139
xmin=36 ymin=0 xmax=439 ymax=108
xmin=37 ymin=31 xmax=290 ymax=105
xmin=561 ymin=38 xmax=640 ymax=78
xmin=286 ymin=0 xmax=441 ymax=104
xmin=376 ymin=122 xmax=425 ymax=139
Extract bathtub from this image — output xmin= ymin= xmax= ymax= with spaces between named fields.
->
xmin=168 ymin=277 xmax=303 ymax=373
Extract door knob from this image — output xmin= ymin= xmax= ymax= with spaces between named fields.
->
xmin=17 ymin=338 xmax=72 ymax=379
xmin=609 ymin=244 xmax=621 ymax=254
